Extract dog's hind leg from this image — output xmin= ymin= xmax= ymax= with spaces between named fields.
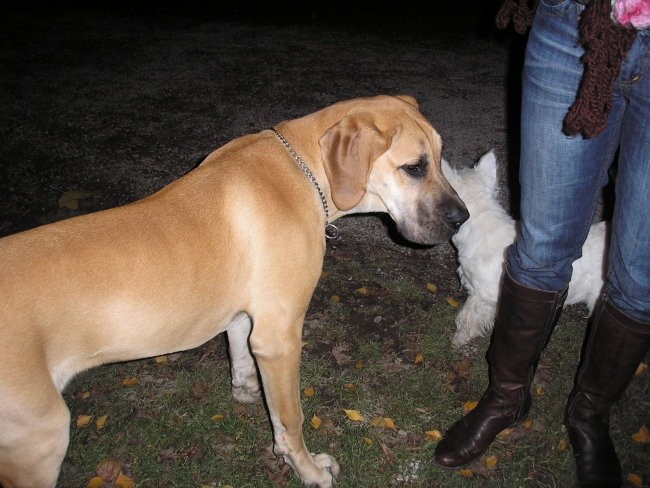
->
xmin=227 ymin=314 xmax=261 ymax=404
xmin=250 ymin=314 xmax=339 ymax=488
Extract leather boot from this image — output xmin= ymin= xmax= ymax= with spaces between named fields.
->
xmin=434 ymin=268 xmax=567 ymax=468
xmin=565 ymin=296 xmax=650 ymax=488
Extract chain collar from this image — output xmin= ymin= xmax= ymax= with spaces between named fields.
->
xmin=271 ymin=127 xmax=339 ymax=239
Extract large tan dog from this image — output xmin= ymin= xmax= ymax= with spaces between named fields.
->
xmin=0 ymin=95 xmax=467 ymax=488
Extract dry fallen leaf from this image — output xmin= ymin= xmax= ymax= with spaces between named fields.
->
xmin=82 ymin=391 xmax=91 ymax=400
xmin=344 ymin=382 xmax=357 ymax=391
xmin=95 ymin=415 xmax=107 ymax=430
xmin=536 ymin=386 xmax=544 ymax=397
xmin=311 ymin=415 xmax=322 ymax=430
xmin=330 ymin=294 xmax=340 ymax=303
xmin=522 ymin=419 xmax=533 ymax=430
xmin=96 ymin=457 xmax=121 ymax=482
xmin=356 ymin=286 xmax=369 ymax=296
xmin=557 ymin=439 xmax=568 ymax=451
xmin=115 ymin=472 xmax=135 ymax=488
xmin=154 ymin=355 xmax=168 ymax=364
xmin=356 ymin=360 xmax=363 ymax=369
xmin=58 ymin=190 xmax=95 ymax=210
xmin=631 ymin=425 xmax=650 ymax=443
xmin=463 ymin=400 xmax=478 ymax=413
xmin=459 ymin=468 xmax=474 ymax=478
xmin=485 ymin=455 xmax=498 ymax=470
xmin=211 ymin=414 xmax=225 ymax=422
xmin=447 ymin=297 xmax=460 ymax=308
xmin=122 ymin=376 xmax=139 ymax=387
xmin=343 ymin=409 xmax=365 ymax=422
xmin=635 ymin=363 xmax=648 ymax=376
xmin=627 ymin=473 xmax=643 ymax=487
xmin=363 ymin=437 xmax=374 ymax=446
xmin=77 ymin=415 xmax=93 ymax=428
xmin=426 ymin=282 xmax=438 ymax=293
xmin=414 ymin=353 xmax=424 ymax=365
xmin=88 ymin=476 xmax=105 ymax=488
xmin=304 ymin=387 xmax=315 ymax=397
xmin=426 ymin=430 xmax=443 ymax=441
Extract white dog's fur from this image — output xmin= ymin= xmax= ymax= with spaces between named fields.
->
xmin=442 ymin=151 xmax=608 ymax=347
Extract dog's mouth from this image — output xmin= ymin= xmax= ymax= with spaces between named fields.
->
xmin=396 ymin=197 xmax=469 ymax=246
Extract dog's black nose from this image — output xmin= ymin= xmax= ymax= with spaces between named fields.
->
xmin=447 ymin=204 xmax=469 ymax=230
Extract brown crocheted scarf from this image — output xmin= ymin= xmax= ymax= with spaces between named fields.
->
xmin=496 ymin=0 xmax=636 ymax=138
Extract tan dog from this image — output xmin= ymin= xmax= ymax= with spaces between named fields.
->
xmin=0 ymin=95 xmax=467 ymax=488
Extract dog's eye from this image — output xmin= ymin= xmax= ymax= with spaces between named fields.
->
xmin=401 ymin=157 xmax=428 ymax=178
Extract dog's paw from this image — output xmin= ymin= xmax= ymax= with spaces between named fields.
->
xmin=232 ymin=384 xmax=262 ymax=404
xmin=303 ymin=453 xmax=340 ymax=487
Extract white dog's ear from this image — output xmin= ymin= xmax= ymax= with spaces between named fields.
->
xmin=320 ymin=112 xmax=391 ymax=210
xmin=475 ymin=150 xmax=498 ymax=191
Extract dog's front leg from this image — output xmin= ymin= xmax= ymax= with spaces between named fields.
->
xmin=250 ymin=318 xmax=339 ymax=487
xmin=227 ymin=315 xmax=261 ymax=403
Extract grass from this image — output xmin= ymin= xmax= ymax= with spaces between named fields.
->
xmin=58 ymin=233 xmax=649 ymax=488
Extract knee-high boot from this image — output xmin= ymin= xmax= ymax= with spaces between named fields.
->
xmin=565 ymin=296 xmax=650 ymax=487
xmin=435 ymin=268 xmax=567 ymax=468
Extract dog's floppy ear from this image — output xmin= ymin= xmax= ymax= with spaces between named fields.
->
xmin=395 ymin=94 xmax=419 ymax=108
xmin=319 ymin=113 xmax=391 ymax=210
xmin=475 ymin=150 xmax=498 ymax=191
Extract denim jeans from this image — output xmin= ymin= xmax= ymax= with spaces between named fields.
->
xmin=507 ymin=0 xmax=650 ymax=322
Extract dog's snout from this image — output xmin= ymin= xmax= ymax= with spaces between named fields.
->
xmin=447 ymin=202 xmax=469 ymax=230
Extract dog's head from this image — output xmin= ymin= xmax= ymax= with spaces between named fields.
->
xmin=441 ymin=150 xmax=498 ymax=215
xmin=319 ymin=95 xmax=468 ymax=245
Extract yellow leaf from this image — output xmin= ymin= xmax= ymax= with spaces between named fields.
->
xmin=77 ymin=415 xmax=92 ymax=428
xmin=370 ymin=416 xmax=385 ymax=428
xmin=82 ymin=391 xmax=91 ymax=400
xmin=304 ymin=387 xmax=315 ymax=397
xmin=447 ymin=297 xmax=460 ymax=308
xmin=330 ymin=294 xmax=340 ymax=303
xmin=459 ymin=469 xmax=474 ymax=478
xmin=627 ymin=473 xmax=643 ymax=487
xmin=356 ymin=360 xmax=363 ymax=369
xmin=356 ymin=286 xmax=369 ymax=296
xmin=497 ymin=428 xmax=512 ymax=440
xmin=115 ymin=472 xmax=135 ymax=488
xmin=522 ymin=419 xmax=533 ymax=430
xmin=485 ymin=455 xmax=498 ymax=469
xmin=636 ymin=362 xmax=648 ymax=376
xmin=343 ymin=409 xmax=365 ymax=422
xmin=211 ymin=414 xmax=225 ymax=422
xmin=426 ymin=430 xmax=443 ymax=441
xmin=154 ymin=355 xmax=168 ymax=364
xmin=631 ymin=425 xmax=650 ymax=443
xmin=536 ymin=386 xmax=544 ymax=397
xmin=58 ymin=190 xmax=95 ymax=210
xmin=383 ymin=417 xmax=397 ymax=430
xmin=557 ymin=439 xmax=568 ymax=451
xmin=122 ymin=376 xmax=139 ymax=387
xmin=414 ymin=353 xmax=424 ymax=365
xmin=88 ymin=476 xmax=105 ymax=488
xmin=426 ymin=282 xmax=438 ymax=293
xmin=311 ymin=415 xmax=322 ymax=430
xmin=363 ymin=437 xmax=374 ymax=445
xmin=463 ymin=400 xmax=478 ymax=413
xmin=344 ymin=383 xmax=357 ymax=391
xmin=95 ymin=415 xmax=107 ymax=430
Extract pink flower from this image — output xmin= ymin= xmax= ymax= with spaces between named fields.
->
xmin=612 ymin=0 xmax=650 ymax=29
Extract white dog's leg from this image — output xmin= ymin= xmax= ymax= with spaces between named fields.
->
xmin=227 ymin=315 xmax=261 ymax=404
xmin=453 ymin=294 xmax=497 ymax=347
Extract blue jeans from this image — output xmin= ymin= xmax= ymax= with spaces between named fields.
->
xmin=507 ymin=0 xmax=650 ymax=322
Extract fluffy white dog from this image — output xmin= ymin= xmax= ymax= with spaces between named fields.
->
xmin=442 ymin=151 xmax=608 ymax=347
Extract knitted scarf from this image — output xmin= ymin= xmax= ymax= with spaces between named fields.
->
xmin=496 ymin=0 xmax=636 ymax=138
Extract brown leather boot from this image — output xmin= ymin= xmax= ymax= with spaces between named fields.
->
xmin=565 ymin=296 xmax=650 ymax=488
xmin=434 ymin=268 xmax=567 ymax=468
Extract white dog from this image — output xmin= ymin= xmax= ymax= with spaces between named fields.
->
xmin=442 ymin=151 xmax=608 ymax=347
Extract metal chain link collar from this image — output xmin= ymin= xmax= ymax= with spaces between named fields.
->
xmin=271 ymin=127 xmax=339 ymax=239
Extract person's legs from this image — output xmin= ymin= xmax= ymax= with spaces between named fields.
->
xmin=565 ymin=29 xmax=650 ymax=487
xmin=435 ymin=0 xmax=622 ymax=468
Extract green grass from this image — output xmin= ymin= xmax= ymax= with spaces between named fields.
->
xmin=59 ymin=238 xmax=649 ymax=487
